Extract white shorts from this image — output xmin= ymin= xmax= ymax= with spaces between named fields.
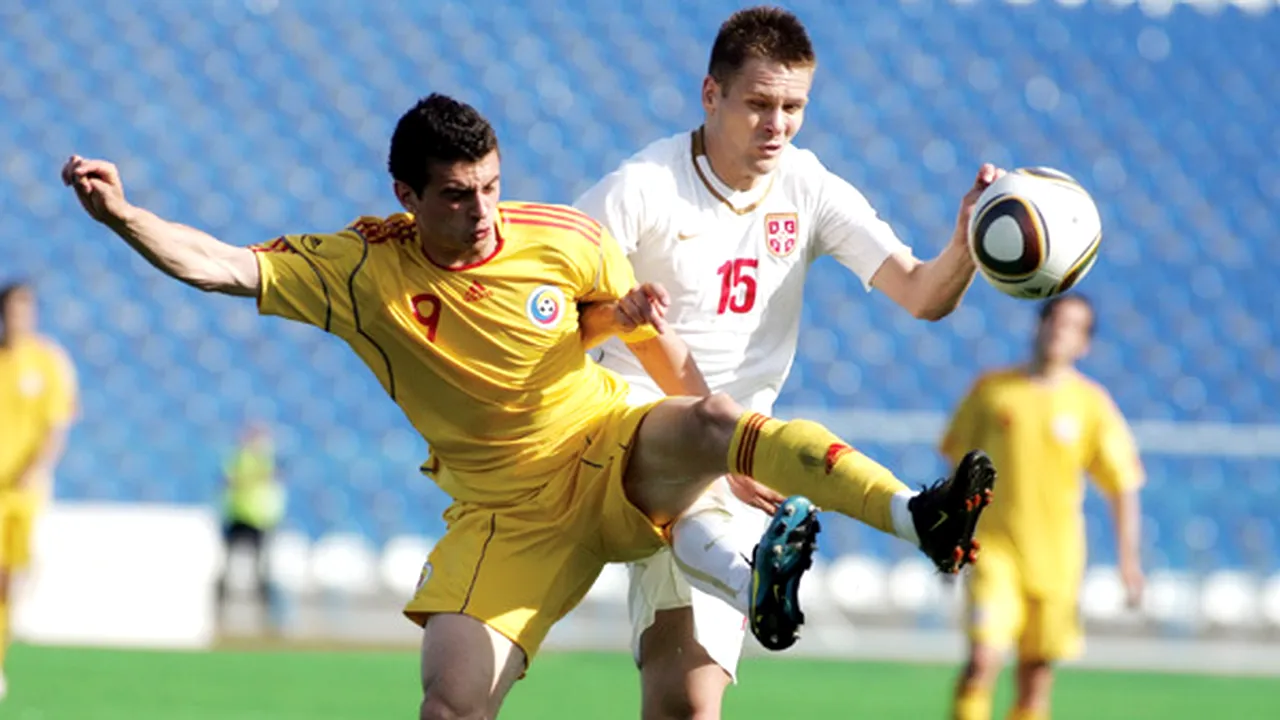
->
xmin=627 ymin=477 xmax=770 ymax=681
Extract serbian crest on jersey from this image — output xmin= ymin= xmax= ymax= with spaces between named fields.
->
xmin=764 ymin=212 xmax=799 ymax=258
xmin=525 ymin=284 xmax=566 ymax=330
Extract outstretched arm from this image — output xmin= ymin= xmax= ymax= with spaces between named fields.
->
xmin=870 ymin=164 xmax=1003 ymax=321
xmin=871 ymin=241 xmax=977 ymax=322
xmin=61 ymin=155 xmax=259 ymax=296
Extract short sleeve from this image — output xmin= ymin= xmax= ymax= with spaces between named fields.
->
xmin=1088 ymin=391 xmax=1145 ymax=497
xmin=250 ymin=223 xmax=369 ymax=335
xmin=940 ymin=378 xmax=985 ymax=463
xmin=42 ymin=344 xmax=78 ymax=426
xmin=808 ymin=154 xmax=912 ymax=290
xmin=578 ymin=226 xmax=658 ymax=345
xmin=573 ymin=164 xmax=650 ymax=256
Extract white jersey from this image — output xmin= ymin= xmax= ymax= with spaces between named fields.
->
xmin=575 ymin=129 xmax=911 ymax=411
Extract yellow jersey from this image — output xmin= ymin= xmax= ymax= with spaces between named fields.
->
xmin=252 ymin=202 xmax=656 ymax=506
xmin=940 ymin=367 xmax=1143 ymax=596
xmin=0 ymin=335 xmax=78 ymax=487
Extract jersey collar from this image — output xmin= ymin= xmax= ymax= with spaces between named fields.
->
xmin=419 ymin=214 xmax=506 ymax=272
xmin=690 ymin=126 xmax=777 ymax=216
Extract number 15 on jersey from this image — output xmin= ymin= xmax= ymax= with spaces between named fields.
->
xmin=717 ymin=258 xmax=758 ymax=315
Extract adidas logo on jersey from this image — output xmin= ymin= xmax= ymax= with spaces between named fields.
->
xmin=463 ymin=281 xmax=492 ymax=302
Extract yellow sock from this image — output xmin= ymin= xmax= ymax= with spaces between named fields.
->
xmin=954 ymin=686 xmax=993 ymax=720
xmin=728 ymin=413 xmax=909 ymax=535
xmin=1008 ymin=708 xmax=1048 ymax=720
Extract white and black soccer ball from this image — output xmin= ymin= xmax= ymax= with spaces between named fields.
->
xmin=967 ymin=167 xmax=1102 ymax=300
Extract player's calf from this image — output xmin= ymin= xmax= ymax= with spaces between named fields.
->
xmin=749 ymin=496 xmax=820 ymax=651
xmin=908 ymin=450 xmax=996 ymax=574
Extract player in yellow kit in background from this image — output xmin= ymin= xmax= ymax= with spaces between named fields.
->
xmin=0 ymin=281 xmax=79 ymax=700
xmin=63 ymin=93 xmax=995 ymax=719
xmin=944 ymin=294 xmax=1145 ymax=720
xmin=215 ymin=421 xmax=286 ymax=632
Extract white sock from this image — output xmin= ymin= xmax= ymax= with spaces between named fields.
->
xmin=669 ymin=507 xmax=758 ymax=616
xmin=891 ymin=490 xmax=920 ymax=546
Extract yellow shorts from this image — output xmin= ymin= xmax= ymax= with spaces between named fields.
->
xmin=403 ymin=399 xmax=669 ymax=661
xmin=0 ymin=490 xmax=39 ymax=570
xmin=965 ymin=546 xmax=1082 ymax=661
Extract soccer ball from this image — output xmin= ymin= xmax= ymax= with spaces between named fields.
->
xmin=967 ymin=167 xmax=1102 ymax=299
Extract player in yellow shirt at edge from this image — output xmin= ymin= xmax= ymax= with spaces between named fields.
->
xmin=63 ymin=94 xmax=995 ymax=719
xmin=0 ymin=281 xmax=79 ymax=700
xmin=944 ymin=294 xmax=1145 ymax=720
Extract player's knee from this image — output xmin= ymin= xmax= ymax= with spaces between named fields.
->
xmin=689 ymin=392 xmax=744 ymax=441
xmin=419 ymin=689 xmax=485 ymax=720
xmin=677 ymin=693 xmax=723 ymax=720
xmin=646 ymin=676 xmax=721 ymax=720
xmin=1016 ymin=657 xmax=1054 ymax=684
xmin=648 ymin=687 xmax=696 ymax=720
xmin=657 ymin=699 xmax=720 ymax=720
xmin=962 ymin=647 xmax=1000 ymax=687
xmin=419 ymin=674 xmax=490 ymax=720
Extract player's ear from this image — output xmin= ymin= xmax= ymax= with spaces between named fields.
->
xmin=393 ymin=180 xmax=420 ymax=213
xmin=701 ymin=75 xmax=720 ymax=114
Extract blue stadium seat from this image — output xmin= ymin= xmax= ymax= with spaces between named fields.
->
xmin=3 ymin=0 xmax=1277 ymax=566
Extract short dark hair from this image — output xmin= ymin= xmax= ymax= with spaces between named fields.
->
xmin=387 ymin=93 xmax=499 ymax=195
xmin=708 ymin=6 xmax=816 ymax=89
xmin=0 ymin=280 xmax=31 ymax=309
xmin=1039 ymin=292 xmax=1096 ymax=337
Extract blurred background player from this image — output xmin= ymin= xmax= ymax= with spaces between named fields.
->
xmin=215 ymin=421 xmax=285 ymax=634
xmin=943 ymin=293 xmax=1145 ymax=720
xmin=576 ymin=7 xmax=1001 ymax=718
xmin=0 ymin=281 xmax=78 ymax=699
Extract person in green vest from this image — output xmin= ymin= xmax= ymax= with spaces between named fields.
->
xmin=215 ymin=422 xmax=286 ymax=630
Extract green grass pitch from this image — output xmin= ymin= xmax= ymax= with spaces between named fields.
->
xmin=6 ymin=644 xmax=1279 ymax=718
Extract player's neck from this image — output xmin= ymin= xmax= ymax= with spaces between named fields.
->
xmin=419 ymin=236 xmax=499 ymax=270
xmin=700 ymin=127 xmax=768 ymax=192
xmin=1026 ymin=357 xmax=1074 ymax=383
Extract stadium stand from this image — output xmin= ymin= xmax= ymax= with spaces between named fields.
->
xmin=3 ymin=0 xmax=1278 ymax=636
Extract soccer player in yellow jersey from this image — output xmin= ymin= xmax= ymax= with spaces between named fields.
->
xmin=0 ymin=281 xmax=78 ymax=698
xmin=944 ymin=294 xmax=1144 ymax=720
xmin=63 ymin=93 xmax=995 ymax=719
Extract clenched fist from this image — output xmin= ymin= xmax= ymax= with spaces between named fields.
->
xmin=61 ymin=155 xmax=133 ymax=226
xmin=615 ymin=282 xmax=671 ymax=335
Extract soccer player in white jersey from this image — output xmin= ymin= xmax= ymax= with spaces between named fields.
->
xmin=575 ymin=7 xmax=1005 ymax=719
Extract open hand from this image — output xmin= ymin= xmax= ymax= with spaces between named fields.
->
xmin=726 ymin=473 xmax=785 ymax=515
xmin=953 ymin=163 xmax=1006 ymax=247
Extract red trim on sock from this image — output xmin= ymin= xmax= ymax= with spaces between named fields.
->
xmin=737 ymin=413 xmax=768 ymax=477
